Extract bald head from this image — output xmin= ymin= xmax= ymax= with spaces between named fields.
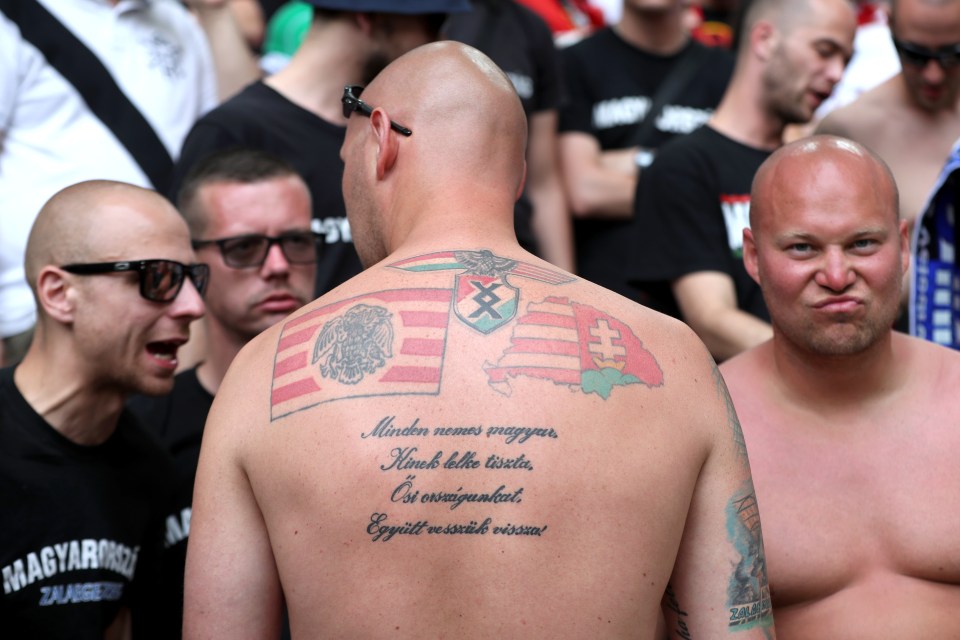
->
xmin=751 ymin=135 xmax=899 ymax=236
xmin=25 ymin=181 xmax=190 ymax=293
xmin=362 ymin=41 xmax=528 ymax=193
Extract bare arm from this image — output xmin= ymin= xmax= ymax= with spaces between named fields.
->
xmin=559 ymin=131 xmax=638 ymax=219
xmin=183 ymin=352 xmax=283 ymax=638
xmin=188 ymin=0 xmax=263 ymax=101
xmin=673 ymin=272 xmax=772 ymax=361
xmin=526 ymin=110 xmax=575 ymax=271
xmin=663 ymin=348 xmax=775 ymax=638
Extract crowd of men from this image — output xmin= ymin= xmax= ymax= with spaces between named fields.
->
xmin=2 ymin=0 xmax=960 ymax=637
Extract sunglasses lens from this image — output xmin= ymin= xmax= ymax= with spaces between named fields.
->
xmin=221 ymin=236 xmax=269 ymax=268
xmin=143 ymin=260 xmax=184 ymax=302
xmin=279 ymin=233 xmax=319 ymax=264
xmin=897 ymin=40 xmax=960 ymax=67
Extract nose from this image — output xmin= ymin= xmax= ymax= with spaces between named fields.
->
xmin=260 ymin=242 xmax=292 ymax=277
xmin=825 ymin=55 xmax=846 ymax=86
xmin=922 ymin=58 xmax=946 ymax=84
xmin=814 ymin=248 xmax=855 ymax=292
xmin=170 ymin=276 xmax=205 ymax=321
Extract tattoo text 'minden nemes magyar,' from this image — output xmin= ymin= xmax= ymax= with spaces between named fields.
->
xmin=362 ymin=416 xmax=554 ymax=542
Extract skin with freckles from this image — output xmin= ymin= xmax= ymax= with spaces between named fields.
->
xmin=723 ymin=136 xmax=960 ymax=638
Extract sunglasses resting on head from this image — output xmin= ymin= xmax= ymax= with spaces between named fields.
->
xmin=61 ymin=260 xmax=210 ymax=303
xmin=341 ymin=84 xmax=413 ymax=137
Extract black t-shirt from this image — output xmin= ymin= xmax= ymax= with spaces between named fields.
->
xmin=171 ymin=81 xmax=362 ymax=298
xmin=127 ymin=367 xmax=212 ymax=640
xmin=0 ymin=367 xmax=174 ymax=639
xmin=626 ymin=125 xmax=770 ymax=321
xmin=445 ymin=0 xmax=563 ymax=256
xmin=559 ymin=28 xmax=733 ymax=298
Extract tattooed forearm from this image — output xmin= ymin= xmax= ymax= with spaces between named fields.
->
xmin=726 ymin=487 xmax=773 ymax=630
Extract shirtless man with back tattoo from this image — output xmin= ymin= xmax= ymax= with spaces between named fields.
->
xmin=184 ymin=41 xmax=776 ymax=639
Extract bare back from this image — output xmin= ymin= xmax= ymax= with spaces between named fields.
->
xmin=187 ymin=247 xmax=773 ymax=638
xmin=722 ymin=335 xmax=960 ymax=638
xmin=816 ymin=76 xmax=960 ymax=225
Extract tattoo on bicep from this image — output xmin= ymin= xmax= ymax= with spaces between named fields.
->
xmin=663 ymin=584 xmax=694 ymax=639
xmin=726 ymin=487 xmax=773 ymax=630
xmin=711 ymin=364 xmax=748 ymax=463
xmin=363 ymin=416 xmax=556 ymax=542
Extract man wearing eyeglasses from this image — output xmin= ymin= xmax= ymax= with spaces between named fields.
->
xmin=0 ymin=180 xmax=206 ymax=638
xmin=127 ymin=148 xmax=315 ymax=639
xmin=817 ymin=0 xmax=960 ymax=281
xmin=185 ymin=41 xmax=775 ymax=639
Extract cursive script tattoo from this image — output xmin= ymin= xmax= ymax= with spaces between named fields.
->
xmin=663 ymin=584 xmax=694 ymax=640
xmin=363 ymin=416 xmax=556 ymax=543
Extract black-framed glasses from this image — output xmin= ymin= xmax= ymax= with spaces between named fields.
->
xmin=893 ymin=37 xmax=960 ymax=69
xmin=61 ymin=260 xmax=209 ymax=302
xmin=192 ymin=232 xmax=321 ymax=269
xmin=341 ymin=84 xmax=413 ymax=137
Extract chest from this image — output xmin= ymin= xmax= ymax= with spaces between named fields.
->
xmin=746 ymin=419 xmax=960 ymax=606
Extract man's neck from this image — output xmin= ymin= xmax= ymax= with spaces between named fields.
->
xmin=770 ymin=331 xmax=907 ymax=410
xmin=615 ymin=6 xmax=688 ymax=55
xmin=13 ymin=349 xmax=125 ymax=446
xmin=709 ymin=75 xmax=787 ymax=150
xmin=195 ymin=320 xmax=246 ymax=396
xmin=265 ymin=20 xmax=368 ymax=125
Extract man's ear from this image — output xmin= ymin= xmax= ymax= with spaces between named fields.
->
xmin=898 ymin=218 xmax=910 ymax=276
xmin=370 ymin=107 xmax=400 ymax=180
xmin=743 ymin=228 xmax=761 ymax=285
xmin=516 ymin=160 xmax=528 ymax=202
xmin=36 ymin=267 xmax=76 ymax=324
xmin=750 ymin=19 xmax=778 ymax=61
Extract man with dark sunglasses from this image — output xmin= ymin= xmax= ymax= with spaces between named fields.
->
xmin=0 ymin=180 xmax=205 ymax=638
xmin=185 ymin=41 xmax=775 ymax=639
xmin=127 ymin=148 xmax=315 ymax=639
xmin=817 ymin=0 xmax=960 ymax=329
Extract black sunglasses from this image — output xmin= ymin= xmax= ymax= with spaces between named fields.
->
xmin=893 ymin=37 xmax=960 ymax=69
xmin=61 ymin=259 xmax=210 ymax=302
xmin=341 ymin=85 xmax=413 ymax=137
xmin=192 ymin=232 xmax=321 ymax=269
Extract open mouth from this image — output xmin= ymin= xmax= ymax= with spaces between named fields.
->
xmin=146 ymin=340 xmax=181 ymax=366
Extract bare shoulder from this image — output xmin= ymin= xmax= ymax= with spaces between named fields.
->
xmin=718 ymin=343 xmax=770 ymax=393
xmin=816 ymin=79 xmax=897 ymax=139
xmin=899 ymin=333 xmax=960 ymax=390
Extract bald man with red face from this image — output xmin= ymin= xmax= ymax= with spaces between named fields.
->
xmin=722 ymin=135 xmax=960 ymax=637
